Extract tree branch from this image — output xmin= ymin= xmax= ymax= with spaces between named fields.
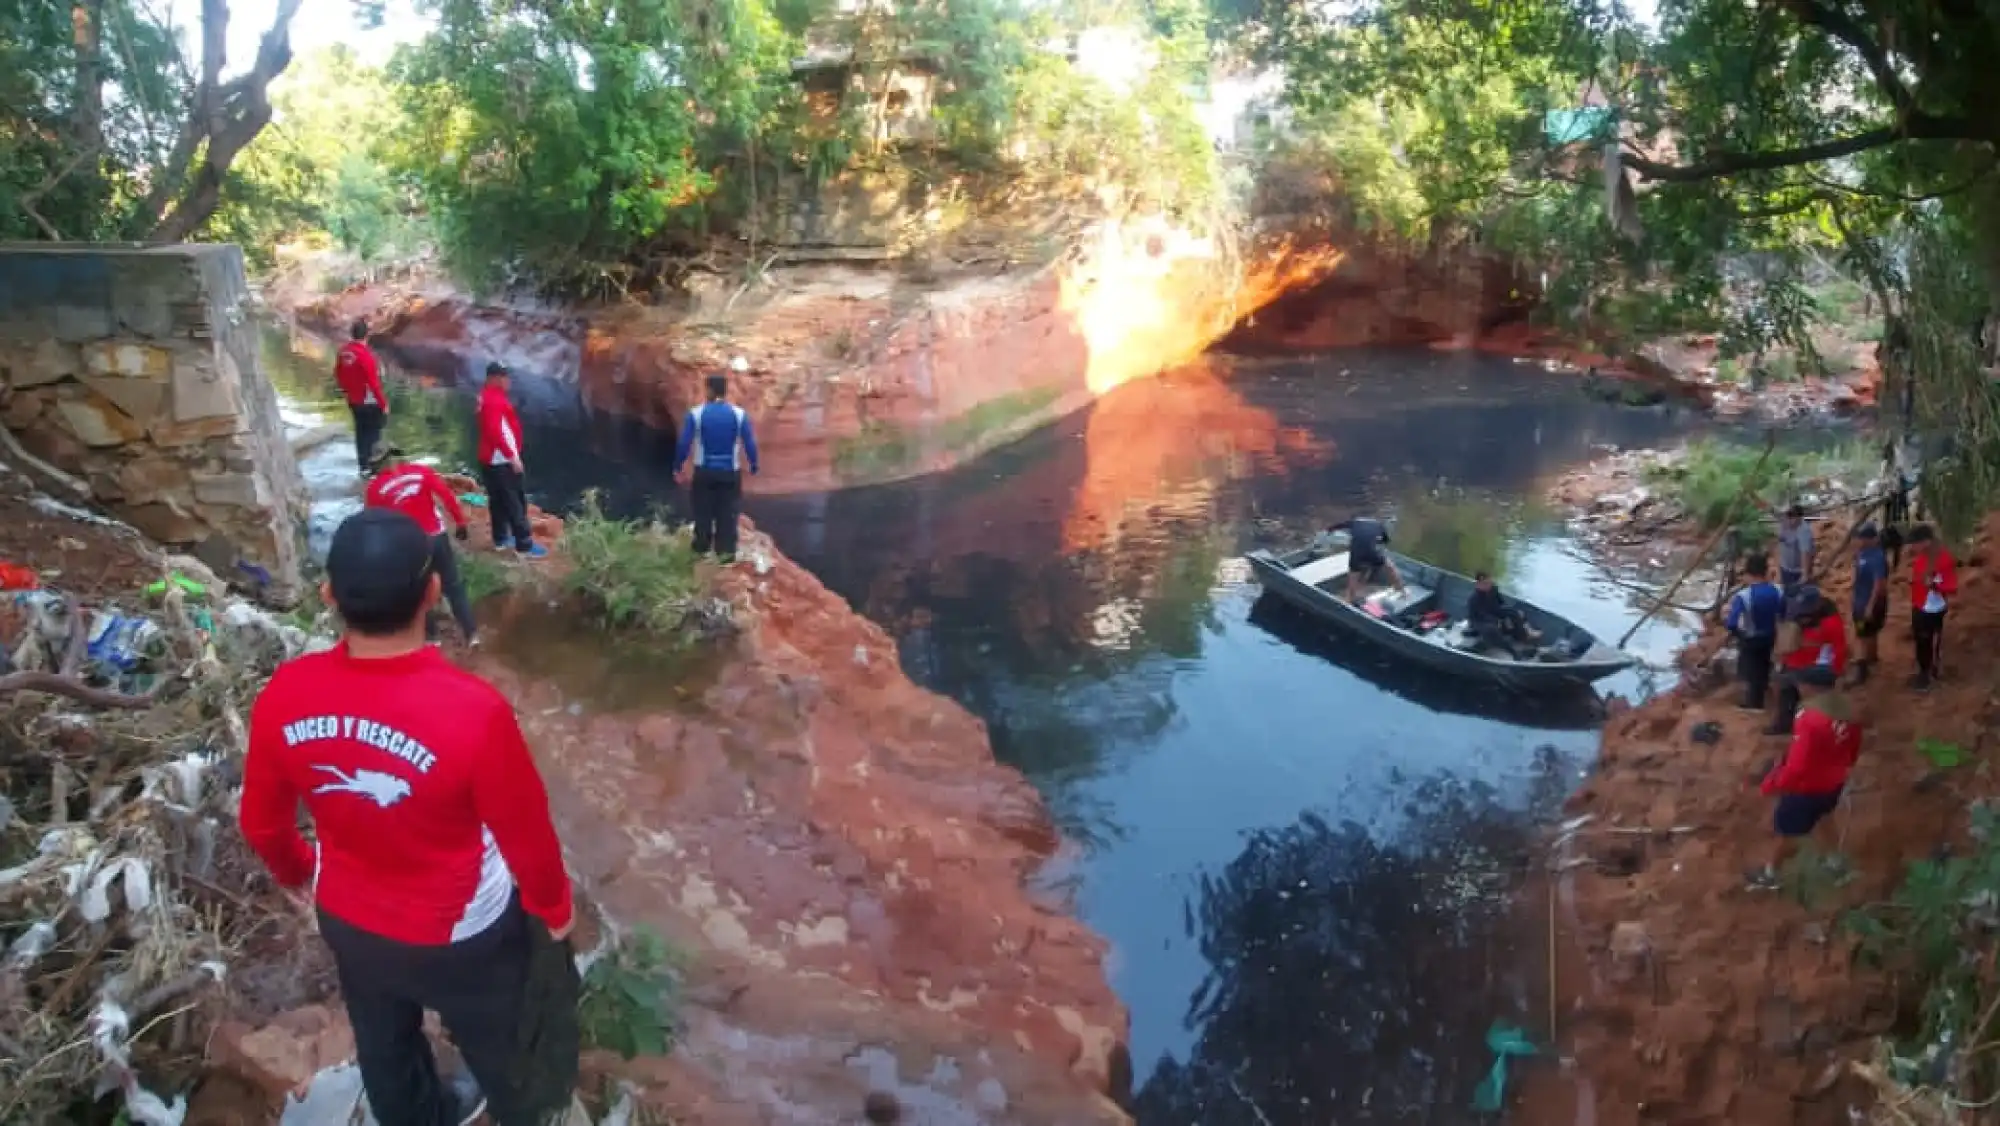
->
xmin=1779 ymin=0 xmax=1918 ymax=123
xmin=145 ymin=0 xmax=304 ymax=241
xmin=1620 ymin=114 xmax=1989 ymax=183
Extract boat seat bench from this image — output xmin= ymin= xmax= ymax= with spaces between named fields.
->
xmin=1292 ymin=552 xmax=1435 ymax=617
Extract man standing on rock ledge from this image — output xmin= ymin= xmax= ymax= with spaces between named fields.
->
xmin=240 ymin=509 xmax=578 ymax=1126
xmin=336 ymin=320 xmax=390 ymax=475
xmin=1725 ymin=554 xmax=1784 ymax=711
xmin=674 ymin=366 xmax=760 ymax=563
xmin=478 ymin=363 xmax=548 ymax=560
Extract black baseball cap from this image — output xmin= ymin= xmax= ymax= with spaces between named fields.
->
xmin=1856 ymin=521 xmax=1880 ymax=539
xmin=326 ymin=508 xmax=435 ymax=635
xmin=485 ymin=361 xmax=510 ymax=378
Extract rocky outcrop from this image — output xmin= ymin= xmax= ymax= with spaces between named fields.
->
xmin=283 ymin=219 xmax=1345 ymax=494
xmin=1219 ymin=235 xmax=1533 ymax=352
xmin=0 ymin=245 xmax=306 ymax=603
xmin=198 ymin=517 xmax=1128 ymax=1124
xmin=470 ymin=521 xmax=1129 ymax=1122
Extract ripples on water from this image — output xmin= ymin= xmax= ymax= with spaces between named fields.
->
xmin=262 ymin=325 xmax=1709 ymax=1123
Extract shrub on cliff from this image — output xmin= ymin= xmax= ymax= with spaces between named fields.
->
xmin=561 ymin=492 xmax=705 ymax=637
xmin=1644 ymin=439 xmax=1876 ymax=542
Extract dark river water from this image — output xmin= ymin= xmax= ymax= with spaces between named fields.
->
xmin=264 ymin=324 xmax=1712 ymax=1124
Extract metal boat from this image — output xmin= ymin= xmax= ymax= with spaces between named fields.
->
xmin=1245 ymin=544 xmax=1634 ymax=692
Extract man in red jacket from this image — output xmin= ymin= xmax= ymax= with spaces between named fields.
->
xmin=335 ymin=320 xmax=391 ymax=474
xmin=240 ymin=509 xmax=575 ymax=1125
xmin=475 ymin=363 xmax=546 ymax=559
xmin=1767 ymin=584 xmax=1847 ymax=737
xmin=1749 ymin=664 xmax=1861 ymax=890
xmin=1908 ymin=524 xmax=1958 ymax=691
xmin=365 ymin=461 xmax=478 ymax=646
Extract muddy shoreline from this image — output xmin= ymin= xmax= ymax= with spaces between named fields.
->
xmin=1519 ymin=464 xmax=1992 ymax=1124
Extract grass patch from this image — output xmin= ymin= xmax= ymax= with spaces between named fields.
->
xmin=578 ymin=927 xmax=686 ymax=1060
xmin=1643 ymin=438 xmax=1877 ymax=539
xmin=1384 ymin=486 xmax=1549 ymax=579
xmin=457 ymin=549 xmax=520 ymax=604
xmin=1763 ymin=351 xmax=1801 ymax=383
xmin=832 ymin=387 xmax=1065 ymax=481
xmin=831 ymin=420 xmax=920 ymax=479
xmin=936 ymin=386 xmax=1063 ymax=451
xmin=1841 ymin=803 xmax=2000 ymax=1110
xmin=563 ymin=491 xmax=704 ymax=634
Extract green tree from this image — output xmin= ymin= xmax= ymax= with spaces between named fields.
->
xmin=206 ymin=45 xmax=421 ymax=264
xmin=0 ymin=0 xmax=330 ymax=243
xmin=1215 ymin=0 xmax=2000 ymax=534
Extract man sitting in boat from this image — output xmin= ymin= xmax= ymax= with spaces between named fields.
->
xmin=1323 ymin=515 xmax=1407 ymax=605
xmin=1467 ymin=572 xmax=1542 ymax=657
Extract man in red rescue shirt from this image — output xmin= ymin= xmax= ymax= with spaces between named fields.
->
xmin=240 ymin=508 xmax=575 ymax=1125
xmin=1767 ymin=584 xmax=1847 ymax=737
xmin=1749 ymin=664 xmax=1861 ymax=890
xmin=1908 ymin=524 xmax=1958 ymax=691
xmin=475 ymin=363 xmax=546 ymax=559
xmin=335 ymin=320 xmax=390 ymax=474
xmin=365 ymin=461 xmax=478 ymax=646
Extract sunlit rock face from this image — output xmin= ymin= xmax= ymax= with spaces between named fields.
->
xmin=284 ymin=220 xmax=1346 ymax=495
xmin=468 ymin=521 xmax=1133 ymax=1123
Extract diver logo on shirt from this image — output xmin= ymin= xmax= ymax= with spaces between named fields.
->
xmin=311 ymin=763 xmax=412 ymax=808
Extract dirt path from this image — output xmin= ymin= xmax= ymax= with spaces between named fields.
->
xmin=1519 ymin=513 xmax=1996 ymax=1124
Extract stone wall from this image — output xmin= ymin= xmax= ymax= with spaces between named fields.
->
xmin=0 ymin=245 xmax=305 ymax=604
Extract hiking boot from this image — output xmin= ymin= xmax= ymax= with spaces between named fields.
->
xmin=1744 ymin=865 xmax=1782 ymax=891
xmin=518 ymin=543 xmax=549 ymax=560
xmin=446 ymin=1068 xmax=488 ymax=1126
xmin=493 ymin=537 xmax=515 ymax=552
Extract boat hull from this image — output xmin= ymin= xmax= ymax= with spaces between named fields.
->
xmin=1246 ymin=546 xmax=1634 ymax=692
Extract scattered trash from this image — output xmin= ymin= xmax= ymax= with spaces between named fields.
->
xmin=0 ymin=562 xmax=39 ymax=590
xmin=86 ymin=612 xmax=163 ymax=673
xmin=461 ymin=493 xmax=489 ymax=508
xmin=1471 ymin=1021 xmax=1538 ymax=1113
xmin=235 ymin=560 xmax=272 ymax=589
xmin=143 ymin=574 xmax=208 ymax=600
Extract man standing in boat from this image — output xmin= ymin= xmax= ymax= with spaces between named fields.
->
xmin=1323 ymin=514 xmax=1406 ymax=605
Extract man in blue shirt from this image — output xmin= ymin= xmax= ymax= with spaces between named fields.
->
xmin=674 ymin=372 xmax=760 ymax=562
xmin=1726 ymin=553 xmax=1785 ymax=711
xmin=1849 ymin=521 xmax=1889 ymax=682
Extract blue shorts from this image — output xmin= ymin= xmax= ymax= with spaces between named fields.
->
xmin=1773 ymin=789 xmax=1843 ymax=837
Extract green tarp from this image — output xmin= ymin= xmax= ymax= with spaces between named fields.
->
xmin=1544 ymin=107 xmax=1613 ymax=145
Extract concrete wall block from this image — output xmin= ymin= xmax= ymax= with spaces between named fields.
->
xmin=110 ymin=253 xmax=198 ymax=339
xmin=0 ymin=244 xmax=303 ymax=605
xmin=82 ymin=341 xmax=174 ymax=380
xmin=6 ymin=338 xmax=83 ymax=388
xmin=172 ymin=344 xmax=244 ymax=422
xmin=118 ymin=455 xmax=195 ymax=506
xmin=192 ymin=469 xmax=272 ymax=509
xmin=51 ymin=304 xmax=115 ymax=342
xmin=80 ymin=373 xmax=170 ymax=427
xmin=52 ymin=389 xmax=150 ymax=448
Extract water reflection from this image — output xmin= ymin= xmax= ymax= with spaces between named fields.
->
xmin=1130 ymin=784 xmax=1562 ymax=1126
xmin=1246 ymin=596 xmax=1606 ymax=731
xmin=258 ymin=323 xmax=1706 ymax=1122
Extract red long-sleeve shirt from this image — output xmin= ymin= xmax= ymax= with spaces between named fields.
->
xmin=476 ymin=384 xmax=524 ymax=467
xmin=334 ymin=341 xmax=387 ymax=409
xmin=1783 ymin=614 xmax=1849 ymax=673
xmin=1762 ymin=704 xmax=1861 ymax=796
xmin=1912 ymin=548 xmax=1959 ymax=612
xmin=240 ymin=644 xmax=574 ymax=944
xmin=364 ymin=462 xmax=467 ymax=538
